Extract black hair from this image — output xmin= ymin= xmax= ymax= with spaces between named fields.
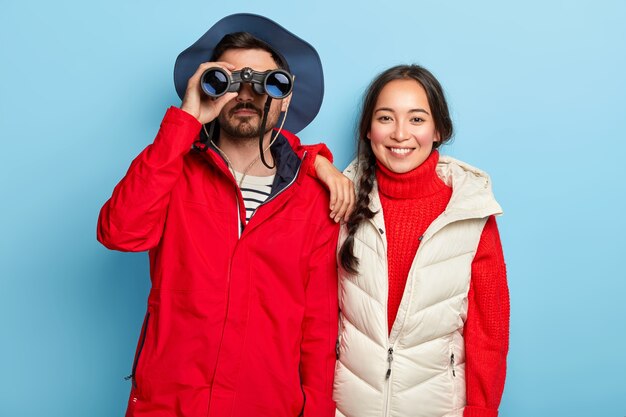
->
xmin=339 ymin=64 xmax=454 ymax=274
xmin=211 ymin=32 xmax=290 ymax=71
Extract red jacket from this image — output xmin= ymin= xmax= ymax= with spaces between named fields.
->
xmin=98 ymin=107 xmax=339 ymax=417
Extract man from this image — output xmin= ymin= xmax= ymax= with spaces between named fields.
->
xmin=98 ymin=14 xmax=339 ymax=417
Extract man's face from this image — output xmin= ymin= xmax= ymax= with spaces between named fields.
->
xmin=216 ymin=48 xmax=290 ymax=141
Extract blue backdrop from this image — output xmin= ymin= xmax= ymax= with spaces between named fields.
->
xmin=1 ymin=1 xmax=625 ymax=416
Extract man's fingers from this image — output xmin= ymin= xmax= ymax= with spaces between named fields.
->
xmin=188 ymin=62 xmax=236 ymax=86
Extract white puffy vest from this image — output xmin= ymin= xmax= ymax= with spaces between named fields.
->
xmin=334 ymin=156 xmax=502 ymax=417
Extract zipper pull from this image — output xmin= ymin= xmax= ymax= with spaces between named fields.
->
xmin=386 ymin=347 xmax=394 ymax=379
xmin=124 ymin=373 xmax=134 ymax=381
xmin=450 ymin=353 xmax=456 ymax=377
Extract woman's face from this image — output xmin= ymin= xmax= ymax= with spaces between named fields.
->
xmin=368 ymin=79 xmax=439 ymax=174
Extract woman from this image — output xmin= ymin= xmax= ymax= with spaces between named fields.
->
xmin=316 ymin=65 xmax=509 ymax=417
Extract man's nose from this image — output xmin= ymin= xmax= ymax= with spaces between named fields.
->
xmin=236 ymin=82 xmax=256 ymax=102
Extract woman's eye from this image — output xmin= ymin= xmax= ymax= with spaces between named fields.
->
xmin=411 ymin=117 xmax=424 ymax=123
xmin=378 ymin=116 xmax=392 ymax=122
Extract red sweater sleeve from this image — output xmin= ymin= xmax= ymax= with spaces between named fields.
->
xmin=277 ymin=129 xmax=333 ymax=180
xmin=294 ymin=143 xmax=333 ymax=164
xmin=97 ymin=107 xmax=201 ymax=251
xmin=294 ymin=144 xmax=333 ymax=180
xmin=464 ymin=216 xmax=510 ymax=417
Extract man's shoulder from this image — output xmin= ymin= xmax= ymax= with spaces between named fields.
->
xmin=288 ymin=173 xmax=335 ymax=226
xmin=297 ymin=171 xmax=330 ymax=203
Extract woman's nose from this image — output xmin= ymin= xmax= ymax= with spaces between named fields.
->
xmin=391 ymin=122 xmax=409 ymax=142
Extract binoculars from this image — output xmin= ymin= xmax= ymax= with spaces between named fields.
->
xmin=200 ymin=67 xmax=294 ymax=99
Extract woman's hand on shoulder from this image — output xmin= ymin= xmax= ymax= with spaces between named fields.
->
xmin=314 ymin=155 xmax=355 ymax=223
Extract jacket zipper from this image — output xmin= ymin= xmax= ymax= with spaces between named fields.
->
xmin=255 ymin=151 xmax=305 ymax=211
xmin=125 ymin=312 xmax=150 ymax=387
xmin=370 ymin=214 xmax=393 ymax=417
xmin=298 ymin=369 xmax=307 ymax=417
xmin=236 ymin=186 xmax=243 ymax=237
xmin=206 ymin=146 xmax=245 ymax=237
xmin=335 ymin=314 xmax=341 ymax=359
xmin=239 ymin=151 xmax=304 ymax=231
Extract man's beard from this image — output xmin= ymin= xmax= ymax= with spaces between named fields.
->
xmin=218 ymin=102 xmax=280 ymax=140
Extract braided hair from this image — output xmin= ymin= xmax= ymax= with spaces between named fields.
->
xmin=339 ymin=65 xmax=454 ymax=274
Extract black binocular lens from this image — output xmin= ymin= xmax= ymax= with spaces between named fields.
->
xmin=200 ymin=67 xmax=293 ymax=99
xmin=265 ymin=72 xmax=292 ymax=99
xmin=200 ymin=68 xmax=230 ymax=97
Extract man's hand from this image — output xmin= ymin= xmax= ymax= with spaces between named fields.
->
xmin=180 ymin=62 xmax=238 ymax=124
xmin=314 ymin=155 xmax=355 ymax=223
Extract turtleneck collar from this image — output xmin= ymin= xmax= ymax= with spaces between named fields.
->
xmin=375 ymin=150 xmax=448 ymax=199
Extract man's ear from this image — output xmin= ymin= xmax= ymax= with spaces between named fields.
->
xmin=281 ymin=95 xmax=292 ymax=112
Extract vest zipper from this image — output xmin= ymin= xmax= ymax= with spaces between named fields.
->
xmin=336 ymin=310 xmax=344 ymax=360
xmin=385 ymin=347 xmax=394 ymax=379
xmin=450 ymin=352 xmax=456 ymax=377
xmin=383 ymin=345 xmax=395 ymax=417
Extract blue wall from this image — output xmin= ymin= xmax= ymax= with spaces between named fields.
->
xmin=1 ymin=1 xmax=625 ymax=416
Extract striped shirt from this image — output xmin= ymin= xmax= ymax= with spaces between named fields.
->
xmin=234 ymin=170 xmax=275 ymax=223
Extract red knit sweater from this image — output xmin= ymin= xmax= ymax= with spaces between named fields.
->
xmin=376 ymin=151 xmax=509 ymax=417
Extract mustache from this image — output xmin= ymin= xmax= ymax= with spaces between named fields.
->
xmin=230 ymin=103 xmax=262 ymax=117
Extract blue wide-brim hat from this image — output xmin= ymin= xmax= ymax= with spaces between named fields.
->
xmin=174 ymin=13 xmax=324 ymax=134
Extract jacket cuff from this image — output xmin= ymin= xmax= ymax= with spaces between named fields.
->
xmin=168 ymin=106 xmax=202 ymax=126
xmin=153 ymin=107 xmax=202 ymax=155
xmin=464 ymin=405 xmax=499 ymax=417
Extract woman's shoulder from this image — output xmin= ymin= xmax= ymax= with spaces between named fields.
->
xmin=437 ymin=155 xmax=491 ymax=181
xmin=342 ymin=158 xmax=361 ymax=182
xmin=437 ymin=154 xmax=503 ymax=216
xmin=436 ymin=154 xmax=496 ymax=189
